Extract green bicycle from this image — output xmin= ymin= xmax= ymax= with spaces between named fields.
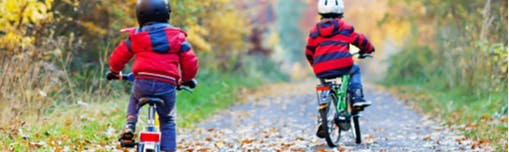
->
xmin=315 ymin=53 xmax=371 ymax=147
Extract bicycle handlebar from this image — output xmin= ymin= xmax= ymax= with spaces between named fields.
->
xmin=177 ymin=79 xmax=197 ymax=93
xmin=121 ymin=73 xmax=135 ymax=82
xmin=351 ymin=52 xmax=373 ymax=59
xmin=110 ymin=73 xmax=196 ymax=93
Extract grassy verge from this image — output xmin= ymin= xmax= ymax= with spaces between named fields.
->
xmin=0 ymin=55 xmax=287 ymax=151
xmin=384 ymin=81 xmax=508 ymax=151
xmin=1 ymin=75 xmax=265 ymax=151
xmin=383 ymin=41 xmax=508 ymax=150
xmin=177 ymin=73 xmax=263 ymax=127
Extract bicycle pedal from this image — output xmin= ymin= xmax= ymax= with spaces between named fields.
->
xmin=316 ymin=125 xmax=326 ymax=138
xmin=120 ymin=139 xmax=136 ymax=148
xmin=317 ymin=104 xmax=328 ymax=110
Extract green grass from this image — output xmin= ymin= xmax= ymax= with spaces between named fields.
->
xmin=177 ymin=72 xmax=263 ymax=127
xmin=0 ymin=100 xmax=127 ymax=151
xmin=383 ymin=41 xmax=508 ymax=150
xmin=0 ymin=54 xmax=288 ymax=151
xmin=384 ymin=81 xmax=508 ymax=151
xmin=0 ymin=75 xmax=265 ymax=151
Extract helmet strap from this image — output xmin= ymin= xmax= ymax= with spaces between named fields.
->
xmin=320 ymin=13 xmax=344 ymax=20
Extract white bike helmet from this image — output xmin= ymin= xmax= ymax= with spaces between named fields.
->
xmin=317 ymin=0 xmax=344 ymax=18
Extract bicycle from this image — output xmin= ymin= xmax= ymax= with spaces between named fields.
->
xmin=315 ymin=53 xmax=371 ymax=147
xmin=111 ymin=73 xmax=195 ymax=152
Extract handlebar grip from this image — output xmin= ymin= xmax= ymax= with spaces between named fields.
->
xmin=121 ymin=73 xmax=135 ymax=82
xmin=360 ymin=54 xmax=373 ymax=58
xmin=182 ymin=79 xmax=197 ymax=89
xmin=177 ymin=79 xmax=197 ymax=93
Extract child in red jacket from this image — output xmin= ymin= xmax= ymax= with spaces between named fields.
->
xmin=307 ymin=0 xmax=374 ymax=138
xmin=107 ymin=0 xmax=198 ymax=151
xmin=306 ymin=0 xmax=374 ymax=108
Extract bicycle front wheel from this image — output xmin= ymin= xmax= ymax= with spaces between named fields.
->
xmin=320 ymin=93 xmax=340 ymax=147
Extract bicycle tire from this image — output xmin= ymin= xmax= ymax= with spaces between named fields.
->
xmin=352 ymin=115 xmax=362 ymax=144
xmin=320 ymin=93 xmax=340 ymax=147
xmin=347 ymin=93 xmax=362 ymax=144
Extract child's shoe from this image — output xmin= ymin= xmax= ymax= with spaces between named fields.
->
xmin=316 ymin=125 xmax=326 ymax=138
xmin=119 ymin=124 xmax=136 ymax=148
xmin=352 ymin=89 xmax=371 ymax=108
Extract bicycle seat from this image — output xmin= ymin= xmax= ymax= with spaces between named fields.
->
xmin=320 ymin=78 xmax=341 ymax=84
xmin=138 ymin=97 xmax=165 ymax=107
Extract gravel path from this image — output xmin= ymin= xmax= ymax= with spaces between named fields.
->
xmin=177 ymin=82 xmax=478 ymax=151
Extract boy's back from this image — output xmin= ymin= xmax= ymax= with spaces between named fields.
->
xmin=306 ymin=0 xmax=375 ymax=112
xmin=110 ymin=23 xmax=198 ymax=84
xmin=305 ymin=18 xmax=374 ymax=79
xmin=107 ymin=0 xmax=199 ymax=151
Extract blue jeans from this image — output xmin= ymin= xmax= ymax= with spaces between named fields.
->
xmin=349 ymin=64 xmax=363 ymax=90
xmin=126 ymin=79 xmax=177 ymax=151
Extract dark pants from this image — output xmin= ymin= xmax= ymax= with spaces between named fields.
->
xmin=126 ymin=79 xmax=177 ymax=151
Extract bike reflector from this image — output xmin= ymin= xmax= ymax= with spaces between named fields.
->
xmin=316 ymin=86 xmax=330 ymax=91
xmin=139 ymin=131 xmax=161 ymax=142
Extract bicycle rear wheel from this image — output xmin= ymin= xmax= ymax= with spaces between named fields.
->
xmin=320 ymin=93 xmax=340 ymax=147
xmin=347 ymin=93 xmax=362 ymax=144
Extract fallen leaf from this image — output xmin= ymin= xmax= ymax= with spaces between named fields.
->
xmin=423 ymin=135 xmax=432 ymax=141
xmin=215 ymin=141 xmax=224 ymax=148
xmin=241 ymin=138 xmax=256 ymax=145
xmin=197 ymin=148 xmax=211 ymax=152
xmin=205 ymin=137 xmax=213 ymax=142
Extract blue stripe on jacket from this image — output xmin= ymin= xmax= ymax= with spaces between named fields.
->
xmin=125 ymin=38 xmax=133 ymax=53
xmin=353 ymin=35 xmax=360 ymax=45
xmin=306 ymin=54 xmax=313 ymax=61
xmin=180 ymin=41 xmax=191 ymax=52
xmin=313 ymin=51 xmax=352 ymax=65
xmin=310 ymin=32 xmax=320 ymax=39
xmin=318 ymin=41 xmax=349 ymax=47
xmin=339 ymin=28 xmax=353 ymax=36
xmin=316 ymin=67 xmax=353 ymax=79
xmin=149 ymin=31 xmax=170 ymax=53
xmin=306 ymin=45 xmax=316 ymax=53
xmin=141 ymin=23 xmax=173 ymax=53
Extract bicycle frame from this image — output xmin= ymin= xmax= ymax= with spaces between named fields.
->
xmin=146 ymin=105 xmax=157 ymax=132
xmin=315 ymin=53 xmax=371 ymax=147
xmin=336 ymin=75 xmax=350 ymax=115
xmin=317 ymin=74 xmax=351 ymax=115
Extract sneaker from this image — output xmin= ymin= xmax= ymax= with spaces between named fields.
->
xmin=119 ymin=124 xmax=136 ymax=148
xmin=351 ymin=89 xmax=371 ymax=108
xmin=316 ymin=125 xmax=326 ymax=138
xmin=353 ymin=100 xmax=372 ymax=108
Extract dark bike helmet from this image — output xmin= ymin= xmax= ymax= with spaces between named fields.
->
xmin=136 ymin=0 xmax=172 ymax=26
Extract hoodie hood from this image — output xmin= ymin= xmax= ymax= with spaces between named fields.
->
xmin=316 ymin=18 xmax=343 ymax=37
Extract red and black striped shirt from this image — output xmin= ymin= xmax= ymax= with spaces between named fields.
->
xmin=305 ymin=18 xmax=375 ymax=78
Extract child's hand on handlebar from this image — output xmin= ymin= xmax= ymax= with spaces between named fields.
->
xmin=177 ymin=79 xmax=197 ymax=91
xmin=106 ymin=71 xmax=121 ymax=80
xmin=182 ymin=80 xmax=197 ymax=88
xmin=358 ymin=53 xmax=372 ymax=59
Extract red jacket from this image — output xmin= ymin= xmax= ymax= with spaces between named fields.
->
xmin=305 ymin=18 xmax=374 ymax=78
xmin=109 ymin=23 xmax=199 ymax=85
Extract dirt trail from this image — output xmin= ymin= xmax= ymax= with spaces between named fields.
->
xmin=176 ymin=81 xmax=478 ymax=151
